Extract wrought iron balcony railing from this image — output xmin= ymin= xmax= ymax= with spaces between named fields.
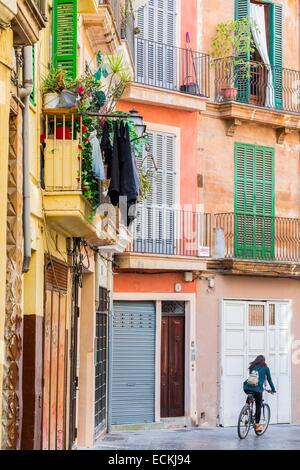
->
xmin=214 ymin=213 xmax=300 ymax=262
xmin=126 ymin=206 xmax=212 ymax=257
xmin=214 ymin=58 xmax=300 ymax=114
xmin=125 ymin=209 xmax=300 ymax=262
xmin=135 ymin=37 xmax=210 ymax=97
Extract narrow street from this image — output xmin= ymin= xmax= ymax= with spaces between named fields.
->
xmin=93 ymin=425 xmax=300 ymax=451
xmin=1 ymin=0 xmax=300 ymax=454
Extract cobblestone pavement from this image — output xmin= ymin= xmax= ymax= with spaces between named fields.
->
xmin=93 ymin=425 xmax=300 ymax=450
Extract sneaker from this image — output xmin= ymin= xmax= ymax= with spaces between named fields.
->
xmin=255 ymin=424 xmax=263 ymax=432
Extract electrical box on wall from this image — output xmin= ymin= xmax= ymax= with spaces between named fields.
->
xmin=183 ymin=272 xmax=193 ymax=282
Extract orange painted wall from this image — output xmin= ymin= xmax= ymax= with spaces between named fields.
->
xmin=181 ymin=0 xmax=198 ymax=50
xmin=114 ymin=272 xmax=196 ymax=293
xmin=116 ymin=1 xmax=199 ymax=295
xmin=118 ymin=100 xmax=198 ymax=208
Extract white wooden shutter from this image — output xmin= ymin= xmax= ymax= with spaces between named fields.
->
xmin=134 ymin=130 xmax=176 ymax=253
xmin=136 ymin=0 xmax=176 ymax=88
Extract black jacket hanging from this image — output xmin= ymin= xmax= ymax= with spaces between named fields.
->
xmin=100 ymin=121 xmax=113 ymax=179
xmin=118 ymin=121 xmax=138 ymax=204
xmin=107 ymin=121 xmax=120 ymax=206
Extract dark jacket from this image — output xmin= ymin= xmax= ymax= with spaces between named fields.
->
xmin=108 ymin=121 xmax=138 ymax=209
xmin=243 ymin=365 xmax=276 ymax=394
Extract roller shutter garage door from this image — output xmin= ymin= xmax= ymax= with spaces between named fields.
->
xmin=111 ymin=301 xmax=156 ymax=425
xmin=220 ymin=300 xmax=291 ymax=426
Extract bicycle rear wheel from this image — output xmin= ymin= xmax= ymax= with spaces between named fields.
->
xmin=237 ymin=404 xmax=251 ymax=439
xmin=254 ymin=403 xmax=271 ymax=436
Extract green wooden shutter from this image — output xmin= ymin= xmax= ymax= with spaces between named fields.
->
xmin=235 ymin=0 xmax=250 ymax=103
xmin=234 ymin=143 xmax=274 ymax=260
xmin=270 ymin=3 xmax=283 ymax=109
xmin=53 ymin=0 xmax=77 ymax=79
xmin=30 ymin=45 xmax=36 ymax=105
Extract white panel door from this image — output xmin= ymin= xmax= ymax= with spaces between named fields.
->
xmin=221 ymin=300 xmax=291 ymax=427
xmin=220 ymin=301 xmax=247 ymax=427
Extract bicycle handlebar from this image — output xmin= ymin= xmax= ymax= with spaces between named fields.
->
xmin=264 ymin=388 xmax=276 ymax=394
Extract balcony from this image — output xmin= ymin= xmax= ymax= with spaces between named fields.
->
xmin=83 ymin=1 xmax=122 ymax=55
xmin=0 ymin=0 xmax=17 ymax=24
xmin=42 ymin=109 xmax=122 ymax=248
xmin=212 ymin=59 xmax=300 ymax=139
xmin=116 ymin=208 xmax=300 ymax=276
xmin=123 ymin=37 xmax=210 ymax=112
xmin=116 ymin=207 xmax=210 ymax=271
xmin=12 ymin=0 xmax=46 ymax=45
xmin=78 ymin=0 xmax=98 ymax=14
xmin=209 ymin=213 xmax=300 ymax=277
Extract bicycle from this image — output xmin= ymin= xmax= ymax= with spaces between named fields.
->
xmin=237 ymin=388 xmax=273 ymax=439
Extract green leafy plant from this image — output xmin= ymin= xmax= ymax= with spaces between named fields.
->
xmin=41 ymin=66 xmax=71 ymax=94
xmin=210 ymin=18 xmax=259 ymax=79
xmin=79 ymin=114 xmax=100 ymax=216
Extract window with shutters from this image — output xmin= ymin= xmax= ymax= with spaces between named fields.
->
xmin=136 ymin=0 xmax=177 ymax=89
xmin=134 ymin=130 xmax=176 ymax=254
xmin=53 ymin=0 xmax=78 ymax=79
xmin=234 ymin=142 xmax=275 ymax=260
xmin=235 ymin=0 xmax=282 ymax=109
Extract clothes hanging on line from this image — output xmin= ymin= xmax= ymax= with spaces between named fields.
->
xmin=89 ymin=130 xmax=106 ymax=181
xmin=101 ymin=120 xmax=142 ymax=225
xmin=100 ymin=121 xmax=113 ymax=179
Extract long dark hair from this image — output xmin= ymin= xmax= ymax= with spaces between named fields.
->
xmin=249 ymin=355 xmax=267 ymax=371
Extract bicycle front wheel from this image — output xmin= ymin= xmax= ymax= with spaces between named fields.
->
xmin=237 ymin=404 xmax=251 ymax=439
xmin=254 ymin=403 xmax=271 ymax=436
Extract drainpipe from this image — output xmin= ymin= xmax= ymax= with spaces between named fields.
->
xmin=19 ymin=46 xmax=33 ymax=273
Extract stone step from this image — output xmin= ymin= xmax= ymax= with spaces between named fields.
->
xmin=111 ymin=417 xmax=195 ymax=432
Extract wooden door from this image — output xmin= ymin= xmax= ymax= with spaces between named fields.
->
xmin=42 ymin=258 xmax=69 ymax=450
xmin=161 ymin=315 xmax=185 ymax=418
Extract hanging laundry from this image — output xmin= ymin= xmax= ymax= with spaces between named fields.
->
xmin=105 ymin=121 xmax=139 ymax=225
xmin=100 ymin=121 xmax=113 ymax=179
xmin=118 ymin=121 xmax=139 ymax=205
xmin=132 ymin=149 xmax=142 ymax=199
xmin=107 ymin=121 xmax=120 ymax=206
xmin=89 ymin=130 xmax=105 ymax=181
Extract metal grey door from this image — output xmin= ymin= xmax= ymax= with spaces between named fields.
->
xmin=111 ymin=301 xmax=156 ymax=424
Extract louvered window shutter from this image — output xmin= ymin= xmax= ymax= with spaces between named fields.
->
xmin=53 ymin=0 xmax=77 ymax=79
xmin=270 ymin=3 xmax=283 ymax=109
xmin=136 ymin=0 xmax=176 ymax=89
xmin=234 ymin=143 xmax=274 ymax=260
xmin=135 ymin=130 xmax=176 ymax=254
xmin=234 ymin=0 xmax=250 ymax=103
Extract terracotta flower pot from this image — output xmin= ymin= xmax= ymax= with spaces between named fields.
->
xmin=221 ymin=87 xmax=237 ymax=100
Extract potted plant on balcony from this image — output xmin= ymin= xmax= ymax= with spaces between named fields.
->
xmin=42 ymin=66 xmax=78 ymax=109
xmin=180 ymin=78 xmax=200 ymax=96
xmin=210 ymin=18 xmax=258 ymax=102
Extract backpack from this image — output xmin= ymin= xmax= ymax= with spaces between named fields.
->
xmin=246 ymin=370 xmax=259 ymax=387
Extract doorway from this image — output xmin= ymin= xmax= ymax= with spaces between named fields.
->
xmin=161 ymin=301 xmax=185 ymax=418
xmin=42 ymin=257 xmax=69 ymax=450
xmin=221 ymin=300 xmax=291 ymax=426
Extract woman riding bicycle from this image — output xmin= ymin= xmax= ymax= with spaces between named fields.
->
xmin=243 ymin=355 xmax=276 ymax=433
